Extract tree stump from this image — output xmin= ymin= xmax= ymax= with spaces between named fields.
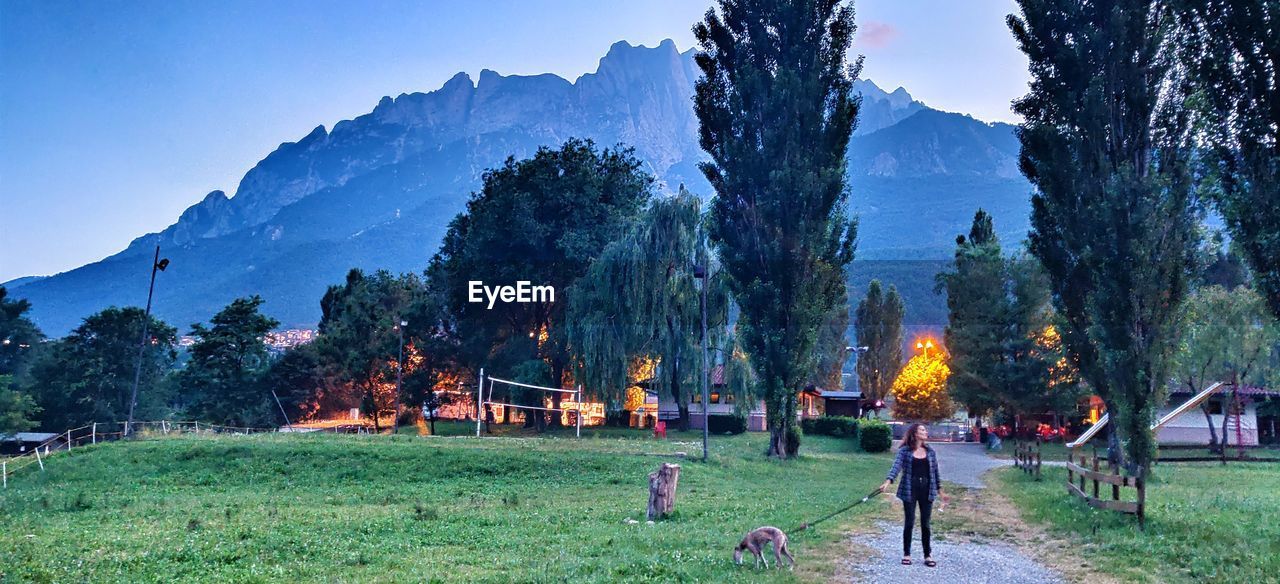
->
xmin=647 ymin=463 xmax=681 ymax=521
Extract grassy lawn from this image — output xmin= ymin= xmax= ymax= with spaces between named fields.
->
xmin=996 ymin=463 xmax=1280 ymax=583
xmin=1 ymin=426 xmax=895 ymax=583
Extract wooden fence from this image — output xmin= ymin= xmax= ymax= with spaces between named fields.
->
xmin=1066 ymin=445 xmax=1146 ymax=529
xmin=1013 ymin=438 xmax=1042 ymax=481
xmin=1156 ymin=443 xmax=1280 ymax=464
xmin=2 ymin=421 xmax=278 ymax=488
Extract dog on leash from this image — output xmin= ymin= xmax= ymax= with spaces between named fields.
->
xmin=733 ymin=526 xmax=795 ymax=569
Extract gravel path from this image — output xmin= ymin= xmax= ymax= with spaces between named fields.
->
xmin=929 ymin=443 xmax=1011 ymax=488
xmin=847 ymin=521 xmax=1062 ymax=584
xmin=844 ymin=443 xmax=1064 ymax=583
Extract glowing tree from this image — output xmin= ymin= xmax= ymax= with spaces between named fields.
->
xmin=890 ymin=342 xmax=954 ymax=422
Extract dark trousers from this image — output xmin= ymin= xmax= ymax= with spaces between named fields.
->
xmin=902 ymin=495 xmax=933 ymax=557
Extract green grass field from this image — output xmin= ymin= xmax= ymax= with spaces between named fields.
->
xmin=997 ymin=463 xmax=1280 ymax=583
xmin=0 ymin=424 xmax=894 ymax=583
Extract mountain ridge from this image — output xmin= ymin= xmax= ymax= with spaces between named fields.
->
xmin=13 ymin=39 xmax=1029 ymax=335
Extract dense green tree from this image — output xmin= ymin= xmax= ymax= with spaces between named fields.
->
xmin=0 ymin=375 xmax=40 ymax=434
xmin=1010 ymin=0 xmax=1198 ymax=473
xmin=855 ymin=280 xmax=904 ymax=411
xmin=258 ymin=342 xmax=329 ymax=423
xmin=429 ymin=139 xmax=653 ymax=429
xmin=938 ymin=211 xmax=1082 ymax=425
xmin=694 ymin=0 xmax=860 ymax=457
xmin=315 ymin=269 xmax=423 ymax=432
xmin=25 ymin=307 xmax=176 ymax=431
xmin=1170 ymin=285 xmax=1279 ymax=448
xmin=0 ymin=286 xmax=44 ymax=379
xmin=566 ymin=189 xmax=733 ymax=430
xmin=1177 ymin=1 xmax=1280 ymax=320
xmin=938 ymin=210 xmax=1007 ymax=419
xmin=178 ymin=296 xmax=280 ymax=427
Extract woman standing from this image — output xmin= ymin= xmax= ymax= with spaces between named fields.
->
xmin=879 ymin=423 xmax=947 ymax=567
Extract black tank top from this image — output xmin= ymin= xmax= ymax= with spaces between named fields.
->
xmin=911 ymin=455 xmax=929 ymax=494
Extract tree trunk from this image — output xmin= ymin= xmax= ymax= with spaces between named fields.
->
xmin=646 ymin=463 xmax=681 ymax=520
xmin=548 ymin=361 xmax=564 ymax=427
xmin=1201 ymin=403 xmax=1219 ymax=451
xmin=1105 ymin=422 xmax=1125 ymax=470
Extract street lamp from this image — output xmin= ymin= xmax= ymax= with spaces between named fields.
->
xmin=394 ymin=319 xmax=408 ymax=433
xmin=915 ymin=339 xmax=934 ymax=359
xmin=125 ymin=245 xmax=169 ymax=437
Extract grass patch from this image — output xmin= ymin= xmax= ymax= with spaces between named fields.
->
xmin=0 ymin=427 xmax=894 ymax=582
xmin=996 ymin=464 xmax=1280 ymax=583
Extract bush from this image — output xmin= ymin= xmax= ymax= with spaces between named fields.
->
xmin=801 ymin=416 xmax=858 ymax=437
xmin=707 ymin=414 xmax=747 ymax=435
xmin=859 ymin=419 xmax=892 ymax=453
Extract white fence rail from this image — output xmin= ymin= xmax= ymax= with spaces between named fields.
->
xmin=2 ymin=420 xmax=279 ymax=487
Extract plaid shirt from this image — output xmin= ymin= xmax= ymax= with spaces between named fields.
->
xmin=884 ymin=445 xmax=941 ymax=502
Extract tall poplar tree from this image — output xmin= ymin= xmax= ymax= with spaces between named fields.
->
xmin=694 ymin=0 xmax=860 ymax=457
xmin=854 ymin=280 xmax=903 ymax=411
xmin=1010 ymin=0 xmax=1198 ymax=472
xmin=1177 ymin=1 xmax=1280 ymax=320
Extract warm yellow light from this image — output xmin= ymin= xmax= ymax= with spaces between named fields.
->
xmin=916 ymin=341 xmax=924 ymax=349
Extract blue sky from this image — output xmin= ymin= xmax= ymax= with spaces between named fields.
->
xmin=0 ymin=0 xmax=1028 ymax=282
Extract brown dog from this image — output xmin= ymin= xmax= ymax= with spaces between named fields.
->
xmin=733 ymin=526 xmax=794 ymax=569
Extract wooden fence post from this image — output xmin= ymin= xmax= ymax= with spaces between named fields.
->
xmin=1092 ymin=455 xmax=1100 ymax=499
xmin=1137 ymin=469 xmax=1146 ymax=531
xmin=2 ymin=460 xmax=6 ymax=488
xmin=92 ymin=422 xmax=97 ymax=444
xmin=647 ymin=463 xmax=681 ymax=521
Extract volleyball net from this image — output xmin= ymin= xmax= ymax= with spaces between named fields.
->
xmin=475 ymin=369 xmax=582 ymax=438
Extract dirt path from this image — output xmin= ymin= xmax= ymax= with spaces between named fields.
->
xmin=836 ymin=444 xmax=1116 ymax=584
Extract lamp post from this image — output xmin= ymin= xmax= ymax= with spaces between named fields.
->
xmin=394 ymin=319 xmax=407 ymax=433
xmin=915 ymin=339 xmax=934 ymax=359
xmin=125 ymin=245 xmax=169 ymax=437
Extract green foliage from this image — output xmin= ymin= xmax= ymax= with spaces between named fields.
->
xmin=801 ymin=416 xmax=858 ymax=438
xmin=430 ymin=139 xmax=653 ymax=426
xmin=0 ymin=286 xmax=44 ymax=380
xmin=1010 ymin=0 xmax=1198 ymax=472
xmin=565 ymin=189 xmax=735 ymax=428
xmin=177 ymin=296 xmax=280 ymax=427
xmin=694 ymin=1 xmax=860 ymax=457
xmin=856 ymin=280 xmax=904 ymax=404
xmin=859 ymin=419 xmax=892 ymax=453
xmin=938 ymin=210 xmax=1081 ymax=420
xmin=24 ymin=307 xmax=176 ymax=431
xmin=0 ymin=374 xmax=39 ymax=434
xmin=1177 ymin=1 xmax=1280 ymax=322
xmin=312 ymin=269 xmax=448 ymax=431
xmin=0 ymin=428 xmax=890 ymax=581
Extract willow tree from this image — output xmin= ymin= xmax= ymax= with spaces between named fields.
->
xmin=567 ymin=189 xmax=733 ymax=430
xmin=1010 ymin=0 xmax=1198 ymax=473
xmin=694 ymin=0 xmax=860 ymax=458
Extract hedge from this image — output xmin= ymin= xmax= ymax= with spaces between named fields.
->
xmin=800 ymin=416 xmax=858 ymax=437
xmin=859 ymin=419 xmax=893 ymax=452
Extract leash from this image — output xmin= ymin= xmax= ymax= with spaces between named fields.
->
xmin=791 ymin=487 xmax=884 ymax=533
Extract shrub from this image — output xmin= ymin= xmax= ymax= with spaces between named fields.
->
xmin=859 ymin=419 xmax=892 ymax=453
xmin=801 ymin=416 xmax=858 ymax=437
xmin=707 ymin=414 xmax=747 ymax=435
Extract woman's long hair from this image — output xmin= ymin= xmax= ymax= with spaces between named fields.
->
xmin=903 ymin=423 xmax=927 ymax=451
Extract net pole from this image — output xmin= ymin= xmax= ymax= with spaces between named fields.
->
xmin=576 ymin=385 xmax=582 ymax=438
xmin=476 ymin=368 xmax=485 ymax=438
